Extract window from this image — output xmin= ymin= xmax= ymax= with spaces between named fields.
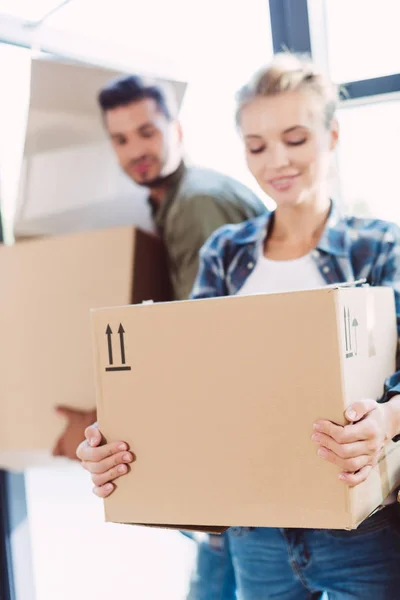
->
xmin=325 ymin=0 xmax=400 ymax=82
xmin=322 ymin=0 xmax=400 ymax=221
xmin=336 ymin=98 xmax=400 ymax=221
xmin=179 ymin=0 xmax=273 ymax=200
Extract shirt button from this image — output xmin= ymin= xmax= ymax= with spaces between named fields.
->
xmin=323 ymin=266 xmax=330 ymax=273
xmin=247 ymin=262 xmax=254 ymax=269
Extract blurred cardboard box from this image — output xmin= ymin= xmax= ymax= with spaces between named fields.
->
xmin=91 ymin=285 xmax=400 ymax=532
xmin=11 ymin=56 xmax=186 ymax=239
xmin=0 ymin=226 xmax=171 ymax=470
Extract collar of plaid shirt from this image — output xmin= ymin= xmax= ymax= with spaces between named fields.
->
xmin=210 ymin=202 xmax=361 ymax=296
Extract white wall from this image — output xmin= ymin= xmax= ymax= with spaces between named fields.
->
xmin=26 ymin=465 xmax=196 ymax=600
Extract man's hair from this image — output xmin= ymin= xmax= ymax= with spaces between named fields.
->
xmin=98 ymin=75 xmax=173 ymax=119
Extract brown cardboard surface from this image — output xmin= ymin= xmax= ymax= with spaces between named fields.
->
xmin=91 ymin=285 xmax=400 ymax=531
xmin=0 ymin=227 xmax=171 ymax=470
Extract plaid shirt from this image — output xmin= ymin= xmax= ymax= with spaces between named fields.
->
xmin=191 ymin=203 xmax=400 ymax=408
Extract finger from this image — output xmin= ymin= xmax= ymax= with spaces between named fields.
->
xmin=81 ymin=450 xmax=134 ymax=475
xmin=93 ymin=483 xmax=115 ymax=498
xmin=339 ymin=465 xmax=373 ymax=487
xmin=312 ymin=432 xmax=369 ymax=459
xmin=91 ymin=463 xmax=131 ymax=487
xmin=84 ymin=424 xmax=101 ymax=447
xmin=345 ymin=399 xmax=377 ymax=423
xmin=314 ymin=420 xmax=375 ymax=444
xmin=314 ymin=420 xmax=343 ymax=441
xmin=317 ymin=447 xmax=371 ymax=472
xmin=76 ymin=439 xmax=87 ymax=460
xmin=78 ymin=439 xmax=130 ymax=463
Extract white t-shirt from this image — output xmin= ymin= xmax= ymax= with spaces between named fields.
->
xmin=236 ymin=249 xmax=325 ymax=296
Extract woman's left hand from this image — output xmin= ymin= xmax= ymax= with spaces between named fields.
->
xmin=312 ymin=399 xmax=393 ymax=487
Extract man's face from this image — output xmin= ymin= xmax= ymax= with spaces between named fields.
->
xmin=105 ymin=98 xmax=182 ymax=186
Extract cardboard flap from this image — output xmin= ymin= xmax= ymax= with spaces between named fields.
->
xmin=326 ymin=278 xmax=367 ymax=290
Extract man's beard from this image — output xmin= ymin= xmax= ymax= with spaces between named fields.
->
xmin=128 ymin=158 xmax=183 ymax=190
xmin=145 ymin=173 xmax=171 ymax=189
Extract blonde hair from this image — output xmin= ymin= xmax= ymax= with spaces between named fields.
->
xmin=235 ymin=53 xmax=339 ymax=129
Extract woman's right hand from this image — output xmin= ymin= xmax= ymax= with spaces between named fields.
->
xmin=76 ymin=423 xmax=134 ymax=498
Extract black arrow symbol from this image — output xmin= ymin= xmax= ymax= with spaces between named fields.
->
xmin=106 ymin=325 xmax=113 ymax=365
xmin=118 ymin=323 xmax=126 ymax=365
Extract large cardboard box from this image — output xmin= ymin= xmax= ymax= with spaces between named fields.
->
xmin=0 ymin=227 xmax=171 ymax=470
xmin=91 ymin=285 xmax=400 ymax=531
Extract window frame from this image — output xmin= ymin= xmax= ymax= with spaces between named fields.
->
xmin=341 ymin=75 xmax=400 ymax=105
xmin=0 ymin=470 xmax=35 ymax=600
xmin=0 ymin=471 xmax=16 ymax=600
xmin=268 ymin=0 xmax=312 ymax=54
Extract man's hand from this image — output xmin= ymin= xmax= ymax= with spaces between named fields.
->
xmin=312 ymin=399 xmax=393 ymax=487
xmin=76 ymin=423 xmax=134 ymax=498
xmin=53 ymin=406 xmax=97 ymax=460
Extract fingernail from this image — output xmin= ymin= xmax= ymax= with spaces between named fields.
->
xmin=318 ymin=448 xmax=328 ymax=459
xmin=118 ymin=443 xmax=127 ymax=451
xmin=89 ymin=438 xmax=97 ymax=447
xmin=339 ymin=473 xmax=347 ymax=481
xmin=313 ymin=423 xmax=322 ymax=432
xmin=117 ymin=465 xmax=127 ymax=474
xmin=346 ymin=409 xmax=357 ymax=420
xmin=311 ymin=434 xmax=320 ymax=443
xmin=123 ymin=453 xmax=132 ymax=462
xmin=104 ymin=484 xmax=113 ymax=492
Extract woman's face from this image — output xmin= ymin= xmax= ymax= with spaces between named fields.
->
xmin=240 ymin=90 xmax=338 ymax=208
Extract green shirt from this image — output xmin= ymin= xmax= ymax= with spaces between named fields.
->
xmin=151 ymin=164 xmax=267 ymax=300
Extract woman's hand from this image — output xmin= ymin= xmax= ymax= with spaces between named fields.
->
xmin=312 ymin=399 xmax=393 ymax=487
xmin=76 ymin=423 xmax=135 ymax=497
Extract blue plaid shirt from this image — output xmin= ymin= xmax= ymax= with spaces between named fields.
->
xmin=191 ymin=203 xmax=400 ymax=407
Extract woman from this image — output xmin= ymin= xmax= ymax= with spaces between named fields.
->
xmin=78 ymin=54 xmax=400 ymax=598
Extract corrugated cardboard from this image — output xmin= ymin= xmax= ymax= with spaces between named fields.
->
xmin=0 ymin=227 xmax=171 ymax=470
xmin=91 ymin=285 xmax=400 ymax=531
xmin=12 ymin=56 xmax=186 ymax=238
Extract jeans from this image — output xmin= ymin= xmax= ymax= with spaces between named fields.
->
xmin=187 ymin=531 xmax=237 ymax=600
xmin=228 ymin=505 xmax=400 ymax=599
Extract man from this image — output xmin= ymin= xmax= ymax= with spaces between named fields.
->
xmin=55 ymin=75 xmax=266 ymax=599
xmin=55 ymin=75 xmax=266 ymax=453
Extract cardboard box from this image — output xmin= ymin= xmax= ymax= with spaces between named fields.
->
xmin=11 ymin=56 xmax=186 ymax=239
xmin=0 ymin=227 xmax=171 ymax=470
xmin=91 ymin=285 xmax=400 ymax=531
